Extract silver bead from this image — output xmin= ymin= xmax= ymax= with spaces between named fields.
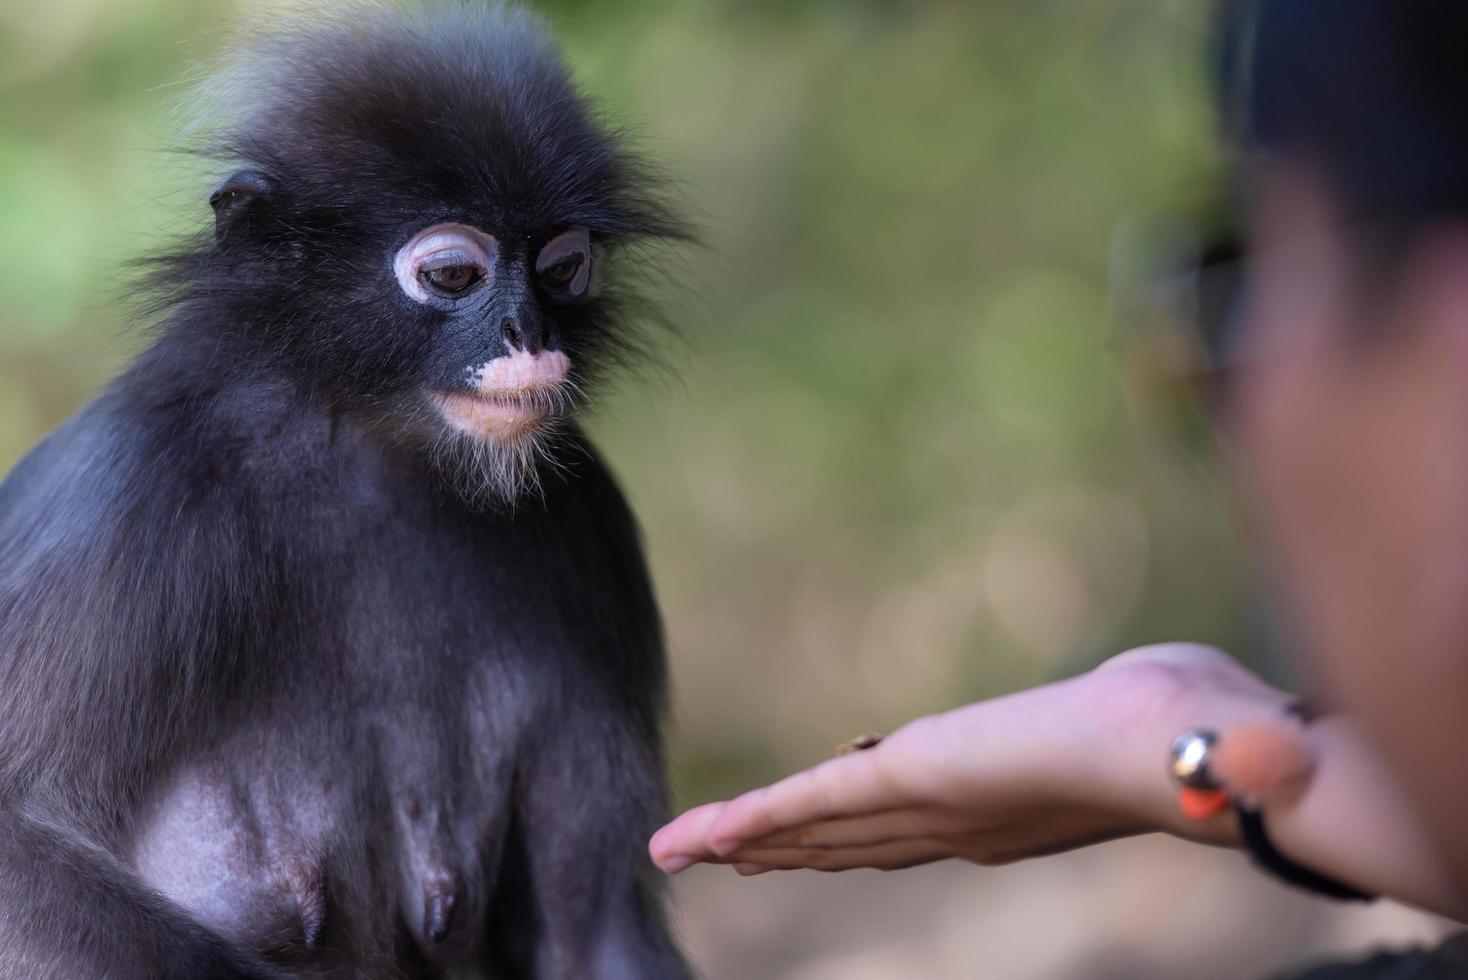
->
xmin=1169 ymin=728 xmax=1220 ymax=789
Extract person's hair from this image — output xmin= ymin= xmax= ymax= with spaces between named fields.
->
xmin=1214 ymin=0 xmax=1468 ymax=244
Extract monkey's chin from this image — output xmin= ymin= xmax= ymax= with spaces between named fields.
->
xmin=425 ymin=390 xmax=564 ymax=508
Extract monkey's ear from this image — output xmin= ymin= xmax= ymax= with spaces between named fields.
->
xmin=208 ymin=170 xmax=278 ymax=243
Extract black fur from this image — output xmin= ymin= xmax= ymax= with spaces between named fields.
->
xmin=0 ymin=5 xmax=688 ymax=978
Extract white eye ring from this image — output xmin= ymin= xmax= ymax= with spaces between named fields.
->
xmin=394 ymin=223 xmax=498 ymax=304
xmin=536 ymin=227 xmax=593 ymax=299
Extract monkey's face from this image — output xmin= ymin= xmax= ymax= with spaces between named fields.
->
xmin=377 ymin=215 xmax=611 ymax=503
xmin=369 ymin=208 xmax=623 ymax=504
xmin=203 ymin=166 xmax=633 ymax=506
xmin=391 ymin=222 xmax=591 ymax=446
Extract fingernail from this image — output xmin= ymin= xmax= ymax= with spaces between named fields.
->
xmin=733 ymin=863 xmax=771 ymax=876
xmin=658 ymin=855 xmax=694 ymax=875
xmin=709 ymin=837 xmax=738 ymax=857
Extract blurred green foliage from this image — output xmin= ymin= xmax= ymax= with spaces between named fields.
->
xmin=0 ymin=0 xmax=1245 ymax=805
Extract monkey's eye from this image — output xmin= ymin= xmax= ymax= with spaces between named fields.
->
xmin=419 ymin=263 xmax=485 ymax=296
xmin=538 ymin=256 xmax=582 ymax=289
xmin=394 ymin=224 xmax=497 ymax=306
xmin=535 ymin=227 xmax=593 ymax=301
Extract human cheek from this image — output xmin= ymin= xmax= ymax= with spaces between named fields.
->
xmin=1231 ymin=353 xmax=1335 ymax=540
xmin=1228 ymin=350 xmax=1378 ymax=652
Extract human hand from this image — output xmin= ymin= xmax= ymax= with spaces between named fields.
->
xmin=651 ymin=643 xmax=1296 ymax=875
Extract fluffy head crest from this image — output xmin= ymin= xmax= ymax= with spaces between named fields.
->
xmin=187 ymin=4 xmax=680 ymax=243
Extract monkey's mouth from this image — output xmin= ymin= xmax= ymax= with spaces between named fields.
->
xmin=432 ymin=349 xmax=572 ymax=444
xmin=432 ymin=389 xmax=561 ymax=443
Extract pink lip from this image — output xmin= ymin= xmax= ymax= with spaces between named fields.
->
xmin=432 ymin=349 xmax=571 ymax=442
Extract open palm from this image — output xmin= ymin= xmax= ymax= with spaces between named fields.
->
xmin=651 ymin=644 xmax=1294 ymax=875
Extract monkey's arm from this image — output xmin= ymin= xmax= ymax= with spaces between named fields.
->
xmin=501 ymin=451 xmax=688 ymax=980
xmin=0 ymin=399 xmax=286 ymax=978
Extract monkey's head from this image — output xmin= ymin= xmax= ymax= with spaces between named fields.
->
xmin=169 ymin=6 xmax=682 ymax=505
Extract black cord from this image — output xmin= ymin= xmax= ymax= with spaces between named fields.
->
xmin=1234 ymin=700 xmax=1375 ymax=901
xmin=1236 ymin=805 xmax=1374 ymax=901
xmin=1171 ymin=701 xmax=1375 ymax=900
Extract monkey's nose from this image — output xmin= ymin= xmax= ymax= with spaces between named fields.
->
xmin=501 ymin=318 xmax=522 ymax=350
xmin=501 ymin=317 xmax=543 ymax=355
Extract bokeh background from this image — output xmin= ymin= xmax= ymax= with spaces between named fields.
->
xmin=0 ymin=1 xmax=1455 ymax=977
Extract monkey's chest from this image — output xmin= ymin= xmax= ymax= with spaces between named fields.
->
xmin=124 ymin=482 xmax=655 ymax=974
xmin=126 ymin=651 xmax=536 ymax=973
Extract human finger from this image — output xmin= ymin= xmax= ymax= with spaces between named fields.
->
xmin=706 ymin=750 xmax=906 ymax=856
xmin=720 ymin=836 xmax=955 ymax=872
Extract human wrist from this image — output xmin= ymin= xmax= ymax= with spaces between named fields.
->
xmin=1084 ymin=656 xmax=1260 ymax=847
xmin=1255 ymin=717 xmax=1461 ymax=914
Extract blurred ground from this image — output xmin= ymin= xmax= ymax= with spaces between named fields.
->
xmin=0 ymin=0 xmax=1453 ymax=976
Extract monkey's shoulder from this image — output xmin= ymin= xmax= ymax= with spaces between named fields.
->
xmin=0 ymin=382 xmax=260 ymax=562
xmin=0 ymin=392 xmax=189 ymax=578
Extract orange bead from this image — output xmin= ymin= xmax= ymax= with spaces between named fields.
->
xmin=1178 ymin=786 xmax=1230 ymax=821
